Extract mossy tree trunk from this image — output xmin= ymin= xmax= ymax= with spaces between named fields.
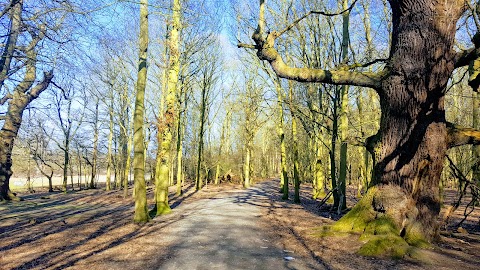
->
xmin=133 ymin=0 xmax=150 ymax=223
xmin=337 ymin=0 xmax=350 ymax=212
xmin=355 ymin=0 xmax=375 ymax=197
xmin=153 ymin=0 xmax=181 ymax=216
xmin=288 ymin=82 xmax=300 ymax=203
xmin=313 ymin=134 xmax=326 ymax=199
xmin=472 ymin=92 xmax=480 ymax=183
xmin=243 ymin=139 xmax=252 ymax=188
xmin=241 ymin=77 xmax=262 ymax=189
xmin=274 ymin=78 xmax=289 ymax=196
xmin=175 ymin=87 xmax=185 ymax=195
xmin=356 ymin=93 xmax=369 ymax=196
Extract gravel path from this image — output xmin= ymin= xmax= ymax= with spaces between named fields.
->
xmin=1 ymin=182 xmax=327 ymax=269
xmin=154 ymin=183 xmax=326 ymax=270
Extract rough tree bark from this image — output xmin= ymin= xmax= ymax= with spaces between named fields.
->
xmin=248 ymin=0 xmax=477 ymax=256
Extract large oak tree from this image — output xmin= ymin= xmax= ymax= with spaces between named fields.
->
xmin=249 ymin=0 xmax=480 ymax=254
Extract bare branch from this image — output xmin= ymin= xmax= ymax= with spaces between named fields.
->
xmin=28 ymin=71 xmax=54 ymax=99
xmin=237 ymin=43 xmax=256 ymax=49
xmin=466 ymin=0 xmax=480 ymax=31
xmin=454 ymin=46 xmax=480 ymax=69
xmin=0 ymin=93 xmax=13 ymax=105
xmin=251 ymin=0 xmax=383 ymax=89
xmin=447 ymin=122 xmax=480 ymax=148
xmin=346 ymin=136 xmax=366 ymax=147
xmin=276 ymin=0 xmax=359 ymax=38
xmin=0 ymin=0 xmax=19 ymax=19
xmin=345 ymin=58 xmax=388 ymax=69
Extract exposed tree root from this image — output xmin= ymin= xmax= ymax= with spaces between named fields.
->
xmin=0 ymin=190 xmax=22 ymax=202
xmin=150 ymin=203 xmax=172 ymax=218
xmin=316 ymin=186 xmax=431 ymax=258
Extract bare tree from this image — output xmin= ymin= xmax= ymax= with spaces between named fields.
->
xmin=0 ymin=0 xmax=53 ymax=200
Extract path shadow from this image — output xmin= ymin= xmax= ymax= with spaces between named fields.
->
xmin=0 ymin=183 xmax=204 ymax=270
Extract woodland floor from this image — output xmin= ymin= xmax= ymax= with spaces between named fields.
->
xmin=0 ymin=180 xmax=479 ymax=270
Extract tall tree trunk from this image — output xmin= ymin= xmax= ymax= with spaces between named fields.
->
xmin=124 ymin=122 xmax=133 ymax=198
xmin=337 ymin=0 xmax=350 ymax=212
xmin=62 ymin=139 xmax=70 ymax=192
xmin=195 ymin=82 xmax=207 ymax=190
xmin=274 ymin=79 xmax=289 ymax=196
xmin=133 ymin=0 xmax=150 ymax=223
xmin=308 ymin=84 xmax=326 ymax=200
xmin=76 ymin=145 xmax=82 ymax=189
xmin=119 ymin=81 xmax=130 ymax=193
xmin=90 ymin=99 xmax=99 ymax=189
xmin=356 ymin=93 xmax=368 ymax=197
xmin=215 ymin=109 xmax=229 ymax=185
xmin=175 ymin=83 xmax=186 ymax=195
xmin=175 ymin=103 xmax=183 ymax=194
xmin=106 ymin=97 xmax=114 ymax=191
xmin=243 ymin=140 xmax=252 ymax=188
xmin=356 ymin=0 xmax=374 ymax=197
xmin=289 ymin=83 xmax=300 ymax=203
xmin=331 ymin=88 xmax=339 ymax=207
xmin=114 ymin=137 xmax=121 ymax=190
xmin=472 ymin=92 xmax=480 ymax=182
xmin=154 ymin=0 xmax=181 ymax=215
xmin=69 ymin=156 xmax=74 ymax=190
xmin=313 ymin=135 xmax=326 ymax=199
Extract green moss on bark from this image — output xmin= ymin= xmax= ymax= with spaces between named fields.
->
xmin=358 ymin=235 xmax=410 ymax=258
xmin=330 ymin=187 xmax=377 ymax=233
xmin=150 ymin=203 xmax=172 ymax=217
xmin=315 ymin=186 xmax=430 ymax=258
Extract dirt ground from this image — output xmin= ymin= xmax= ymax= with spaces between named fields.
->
xmin=0 ymin=179 xmax=479 ymax=270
